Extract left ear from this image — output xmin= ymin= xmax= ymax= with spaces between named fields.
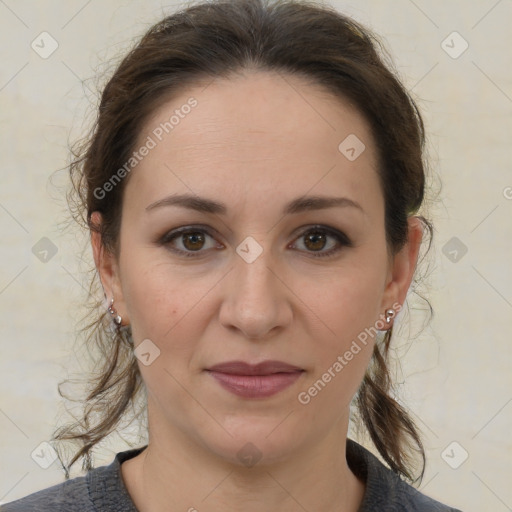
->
xmin=379 ymin=216 xmax=424 ymax=316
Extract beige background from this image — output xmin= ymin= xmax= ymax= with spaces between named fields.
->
xmin=1 ymin=1 xmax=511 ymax=510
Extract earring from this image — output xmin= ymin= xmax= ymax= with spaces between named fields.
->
xmin=108 ymin=297 xmax=122 ymax=326
xmin=107 ymin=297 xmax=133 ymax=346
xmin=385 ymin=308 xmax=396 ymax=324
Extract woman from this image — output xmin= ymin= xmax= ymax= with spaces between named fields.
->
xmin=3 ymin=0 xmax=463 ymax=510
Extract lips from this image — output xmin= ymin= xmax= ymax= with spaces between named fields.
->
xmin=205 ymin=360 xmax=304 ymax=398
xmin=206 ymin=360 xmax=303 ymax=376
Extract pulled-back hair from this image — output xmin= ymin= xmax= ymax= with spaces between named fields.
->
xmin=56 ymin=0 xmax=434 ymax=483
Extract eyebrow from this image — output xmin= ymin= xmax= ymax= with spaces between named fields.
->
xmin=145 ymin=193 xmax=365 ymax=216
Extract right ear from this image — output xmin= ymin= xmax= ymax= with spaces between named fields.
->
xmin=90 ymin=211 xmax=123 ymax=307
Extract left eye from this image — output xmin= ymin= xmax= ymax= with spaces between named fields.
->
xmin=290 ymin=226 xmax=352 ymax=258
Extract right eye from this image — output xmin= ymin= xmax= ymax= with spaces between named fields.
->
xmin=159 ymin=226 xmax=222 ymax=257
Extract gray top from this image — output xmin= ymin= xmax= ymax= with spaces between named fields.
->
xmin=2 ymin=440 xmax=462 ymax=511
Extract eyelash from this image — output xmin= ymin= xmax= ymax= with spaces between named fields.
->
xmin=159 ymin=224 xmax=352 ymax=259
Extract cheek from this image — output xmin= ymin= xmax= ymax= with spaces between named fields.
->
xmin=121 ymin=257 xmax=192 ymax=343
xmin=120 ymin=254 xmax=226 ymax=373
xmin=310 ymin=266 xmax=384 ymax=348
xmin=298 ymin=276 xmax=380 ymax=410
xmin=298 ymin=261 xmax=385 ymax=401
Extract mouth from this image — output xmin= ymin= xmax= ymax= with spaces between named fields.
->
xmin=205 ymin=360 xmax=304 ymax=398
xmin=206 ymin=360 xmax=304 ymax=376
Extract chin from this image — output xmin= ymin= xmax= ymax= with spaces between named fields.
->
xmin=200 ymin=417 xmax=310 ymax=468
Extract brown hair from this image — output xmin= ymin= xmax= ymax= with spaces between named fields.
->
xmin=55 ymin=0 xmax=434 ymax=483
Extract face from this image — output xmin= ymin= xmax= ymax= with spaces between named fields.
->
xmin=93 ymin=70 xmax=421 ymax=467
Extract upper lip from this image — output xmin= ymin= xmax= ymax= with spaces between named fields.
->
xmin=206 ymin=360 xmax=304 ymax=376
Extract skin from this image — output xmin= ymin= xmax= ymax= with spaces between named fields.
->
xmin=91 ymin=70 xmax=423 ymax=512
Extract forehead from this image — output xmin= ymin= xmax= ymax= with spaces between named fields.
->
xmin=125 ymin=70 xmax=382 ymax=220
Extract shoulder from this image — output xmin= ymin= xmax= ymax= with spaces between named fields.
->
xmin=0 ymin=473 xmax=90 ymax=511
xmin=346 ymin=439 xmax=464 ymax=512
xmin=1 ymin=446 xmax=146 ymax=512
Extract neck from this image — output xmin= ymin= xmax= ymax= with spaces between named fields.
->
xmin=121 ymin=405 xmax=365 ymax=512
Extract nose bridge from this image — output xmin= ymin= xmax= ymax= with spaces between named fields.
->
xmin=236 ymin=243 xmax=275 ymax=296
xmin=219 ymin=238 xmax=290 ymax=338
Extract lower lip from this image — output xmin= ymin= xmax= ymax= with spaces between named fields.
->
xmin=206 ymin=371 xmax=303 ymax=398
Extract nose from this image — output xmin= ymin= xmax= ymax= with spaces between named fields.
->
xmin=218 ymin=244 xmax=293 ymax=340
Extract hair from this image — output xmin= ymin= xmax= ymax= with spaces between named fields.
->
xmin=55 ymin=0 xmax=435 ymax=483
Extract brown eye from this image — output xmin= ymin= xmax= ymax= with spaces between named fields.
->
xmin=303 ymin=231 xmax=328 ymax=251
xmin=160 ymin=226 xmax=220 ymax=257
xmin=181 ymin=232 xmax=206 ymax=251
xmin=292 ymin=226 xmax=352 ymax=259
